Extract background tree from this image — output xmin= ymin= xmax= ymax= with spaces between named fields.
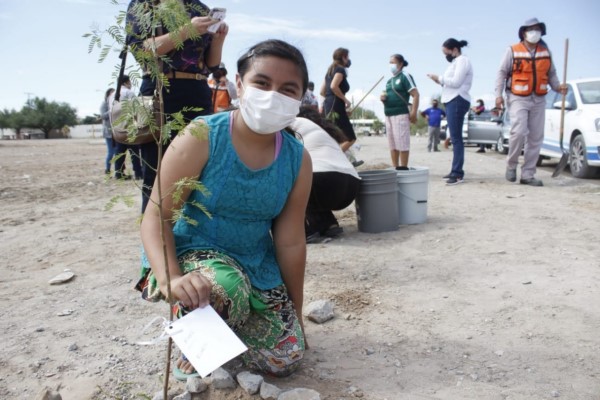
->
xmin=0 ymin=109 xmax=10 ymax=133
xmin=3 ymin=109 xmax=28 ymax=139
xmin=372 ymin=119 xmax=384 ymax=135
xmin=26 ymin=97 xmax=78 ymax=139
xmin=81 ymin=114 xmax=102 ymax=124
xmin=350 ymin=105 xmax=379 ymax=121
xmin=410 ymin=112 xmax=429 ymax=135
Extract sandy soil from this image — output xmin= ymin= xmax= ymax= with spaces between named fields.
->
xmin=0 ymin=135 xmax=599 ymax=400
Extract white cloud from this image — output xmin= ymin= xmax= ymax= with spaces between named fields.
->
xmin=228 ymin=13 xmax=380 ymax=42
xmin=61 ymin=0 xmax=102 ymax=5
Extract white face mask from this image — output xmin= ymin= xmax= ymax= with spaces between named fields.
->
xmin=390 ymin=64 xmax=399 ymax=74
xmin=525 ymin=30 xmax=541 ymax=44
xmin=239 ymin=85 xmax=301 ymax=135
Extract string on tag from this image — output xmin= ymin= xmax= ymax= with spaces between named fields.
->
xmin=136 ymin=315 xmax=173 ymax=346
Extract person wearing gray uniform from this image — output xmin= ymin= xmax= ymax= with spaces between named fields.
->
xmin=495 ymin=17 xmax=567 ymax=186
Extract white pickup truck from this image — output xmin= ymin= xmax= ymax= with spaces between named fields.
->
xmin=539 ymin=77 xmax=600 ymax=179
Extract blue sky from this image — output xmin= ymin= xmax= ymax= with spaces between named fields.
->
xmin=1 ymin=0 xmax=599 ymax=120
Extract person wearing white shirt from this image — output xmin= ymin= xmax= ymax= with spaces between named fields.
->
xmin=427 ymin=38 xmax=473 ymax=185
xmin=290 ymin=108 xmax=361 ymax=243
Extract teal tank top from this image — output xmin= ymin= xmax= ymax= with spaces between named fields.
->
xmin=170 ymin=111 xmax=304 ymax=290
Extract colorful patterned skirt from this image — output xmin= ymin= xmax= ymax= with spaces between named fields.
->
xmin=136 ymin=249 xmax=305 ymax=376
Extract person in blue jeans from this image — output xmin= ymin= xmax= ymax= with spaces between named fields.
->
xmin=427 ymin=38 xmax=473 ymax=185
xmin=126 ymin=0 xmax=228 ymax=212
xmin=100 ymin=88 xmax=116 ymax=176
xmin=114 ymin=142 xmax=143 ymax=180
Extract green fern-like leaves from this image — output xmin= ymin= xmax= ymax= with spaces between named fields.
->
xmin=105 ymin=194 xmax=136 ymax=211
xmin=170 ymin=177 xmax=212 ymax=225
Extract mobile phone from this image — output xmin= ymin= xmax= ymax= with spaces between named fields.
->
xmin=209 ymin=7 xmax=226 ymax=20
xmin=207 ymin=7 xmax=226 ymax=33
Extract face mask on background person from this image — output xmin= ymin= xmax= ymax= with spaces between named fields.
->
xmin=525 ymin=30 xmax=542 ymax=44
xmin=445 ymin=53 xmax=455 ymax=63
xmin=346 ymin=59 xmax=352 ymax=68
xmin=239 ymin=85 xmax=301 ymax=135
xmin=390 ymin=64 xmax=399 ymax=74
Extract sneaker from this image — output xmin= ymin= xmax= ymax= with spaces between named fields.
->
xmin=520 ymin=177 xmax=543 ymax=187
xmin=115 ymin=173 xmax=132 ymax=180
xmin=505 ymin=168 xmax=517 ymax=182
xmin=476 ymin=148 xmax=485 ymax=153
xmin=446 ymin=176 xmax=464 ymax=185
xmin=442 ymin=173 xmax=453 ymax=179
xmin=433 ymin=148 xmax=441 ymax=152
xmin=306 ymin=232 xmax=322 ymax=244
xmin=322 ymin=224 xmax=343 ymax=238
xmin=352 ymin=160 xmax=364 ymax=168
xmin=395 ymin=166 xmax=409 ymax=171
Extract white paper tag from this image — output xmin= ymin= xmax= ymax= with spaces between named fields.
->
xmin=207 ymin=8 xmax=226 ymax=33
xmin=165 ymin=305 xmax=247 ymax=378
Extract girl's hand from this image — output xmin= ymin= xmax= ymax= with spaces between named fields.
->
xmin=190 ymin=16 xmax=217 ymax=35
xmin=427 ymin=74 xmax=440 ymax=84
xmin=211 ymin=22 xmax=229 ymax=42
xmin=495 ymin=96 xmax=504 ymax=110
xmin=168 ymin=272 xmax=212 ymax=310
xmin=409 ymin=112 xmax=417 ymax=124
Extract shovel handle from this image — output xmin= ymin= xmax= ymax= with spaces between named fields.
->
xmin=349 ymin=76 xmax=385 ymax=116
xmin=559 ymin=39 xmax=569 ymax=147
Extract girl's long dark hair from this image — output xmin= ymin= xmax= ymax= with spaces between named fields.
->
xmin=237 ymin=39 xmax=309 ymax=95
xmin=326 ymin=47 xmax=349 ymax=77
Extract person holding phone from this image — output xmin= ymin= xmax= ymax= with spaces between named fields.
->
xmin=428 ymin=38 xmax=473 ymax=185
xmin=139 ymin=39 xmax=312 ymax=379
xmin=126 ymin=0 xmax=228 ymax=213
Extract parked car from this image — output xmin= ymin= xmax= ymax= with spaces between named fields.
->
xmin=539 ymin=77 xmax=600 ymax=178
xmin=463 ymin=109 xmax=511 ymax=153
xmin=440 ymin=119 xmax=447 ymax=140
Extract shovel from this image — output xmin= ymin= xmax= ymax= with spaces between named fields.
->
xmin=552 ymin=38 xmax=569 ymax=178
xmin=348 ymin=76 xmax=384 ymax=116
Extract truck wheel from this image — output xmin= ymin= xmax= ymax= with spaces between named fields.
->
xmin=569 ymin=134 xmax=597 ymax=178
xmin=496 ymin=135 xmax=508 ymax=154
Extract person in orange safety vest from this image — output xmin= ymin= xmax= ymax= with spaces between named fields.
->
xmin=208 ymin=63 xmax=238 ymax=113
xmin=495 ymin=17 xmax=567 ymax=187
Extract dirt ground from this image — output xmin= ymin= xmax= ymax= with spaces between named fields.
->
xmin=1 ymin=135 xmax=599 ymax=400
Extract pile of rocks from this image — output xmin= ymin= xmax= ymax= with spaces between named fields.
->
xmin=151 ymin=367 xmax=321 ymax=400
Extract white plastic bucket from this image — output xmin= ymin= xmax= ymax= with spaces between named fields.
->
xmin=394 ymin=167 xmax=429 ymax=225
xmin=355 ymin=170 xmax=399 ymax=233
